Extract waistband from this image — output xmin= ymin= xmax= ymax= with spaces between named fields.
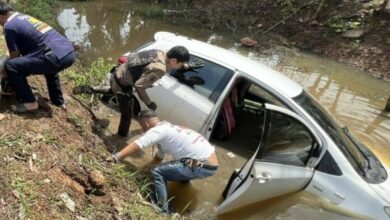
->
xmin=180 ymin=158 xmax=219 ymax=170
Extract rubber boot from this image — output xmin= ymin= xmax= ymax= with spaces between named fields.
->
xmin=117 ymin=92 xmax=134 ymax=137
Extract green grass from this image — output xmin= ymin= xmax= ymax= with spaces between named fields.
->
xmin=67 ymin=113 xmax=85 ymax=130
xmin=11 ymin=178 xmax=39 ymax=219
xmin=0 ymin=134 xmax=24 ymax=148
xmin=42 ymin=130 xmax=61 ymax=147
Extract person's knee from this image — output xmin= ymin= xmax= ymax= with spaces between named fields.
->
xmin=5 ymin=61 xmax=18 ymax=75
xmin=151 ymin=167 xmax=164 ymax=179
xmin=62 ymin=52 xmax=75 ymax=68
xmin=151 ymin=167 xmax=160 ymax=176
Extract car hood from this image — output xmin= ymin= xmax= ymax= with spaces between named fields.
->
xmin=370 ymin=176 xmax=390 ymax=204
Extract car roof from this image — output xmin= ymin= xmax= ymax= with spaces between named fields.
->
xmin=154 ymin=32 xmax=303 ymax=98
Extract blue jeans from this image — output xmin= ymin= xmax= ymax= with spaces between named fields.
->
xmin=151 ymin=159 xmax=217 ymax=213
xmin=5 ymin=50 xmax=75 ymax=105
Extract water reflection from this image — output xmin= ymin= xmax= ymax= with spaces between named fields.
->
xmin=278 ymin=52 xmax=390 ymax=165
xmin=57 ymin=0 xmax=237 ymax=65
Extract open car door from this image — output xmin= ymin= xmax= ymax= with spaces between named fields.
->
xmin=217 ymin=103 xmax=322 ymax=215
xmin=146 ymin=55 xmax=233 ymax=132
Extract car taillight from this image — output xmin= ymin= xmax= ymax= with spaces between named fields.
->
xmin=118 ymin=56 xmax=128 ymax=64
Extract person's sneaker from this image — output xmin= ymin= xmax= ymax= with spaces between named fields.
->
xmin=52 ymin=102 xmax=67 ymax=111
xmin=57 ymin=103 xmax=67 ymax=111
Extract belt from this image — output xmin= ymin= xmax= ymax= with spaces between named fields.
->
xmin=180 ymin=158 xmax=219 ymax=171
xmin=111 ymin=65 xmax=132 ymax=93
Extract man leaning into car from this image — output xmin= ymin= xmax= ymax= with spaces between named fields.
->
xmin=73 ymin=46 xmax=203 ymax=136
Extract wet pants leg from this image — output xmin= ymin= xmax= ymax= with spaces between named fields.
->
xmin=117 ymin=91 xmax=134 ymax=136
xmin=151 ymin=160 xmax=217 ymax=213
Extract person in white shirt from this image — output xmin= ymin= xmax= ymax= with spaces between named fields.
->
xmin=112 ymin=110 xmax=219 ymax=214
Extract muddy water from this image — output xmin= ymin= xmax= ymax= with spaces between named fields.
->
xmin=58 ymin=0 xmax=390 ymax=219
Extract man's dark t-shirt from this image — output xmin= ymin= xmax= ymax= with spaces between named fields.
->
xmin=4 ymin=12 xmax=74 ymax=59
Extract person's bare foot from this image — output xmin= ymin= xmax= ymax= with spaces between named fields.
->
xmin=11 ymin=102 xmax=38 ymax=113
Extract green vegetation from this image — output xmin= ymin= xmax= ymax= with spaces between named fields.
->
xmin=134 ymin=4 xmax=166 ymax=17
xmin=329 ymin=17 xmax=363 ymax=33
xmin=64 ymin=58 xmax=112 ymax=87
xmin=13 ymin=0 xmax=60 ymax=29
xmin=0 ymin=134 xmax=24 ymax=148
xmin=11 ymin=178 xmax=39 ymax=218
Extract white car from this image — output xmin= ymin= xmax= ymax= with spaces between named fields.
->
xmin=114 ymin=32 xmax=390 ymax=219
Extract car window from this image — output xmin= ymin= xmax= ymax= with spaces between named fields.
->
xmin=245 ymin=83 xmax=287 ymax=108
xmin=259 ymin=111 xmax=317 ymax=167
xmin=293 ymin=90 xmax=387 ymax=183
xmin=170 ymin=55 xmax=234 ymax=103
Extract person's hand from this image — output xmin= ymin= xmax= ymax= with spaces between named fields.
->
xmin=185 ymin=59 xmax=204 ymax=70
xmin=147 ymin=102 xmax=157 ymax=111
xmin=105 ymin=155 xmax=115 ymax=163
xmin=72 ymin=85 xmax=94 ymax=95
xmin=105 ymin=153 xmax=121 ymax=163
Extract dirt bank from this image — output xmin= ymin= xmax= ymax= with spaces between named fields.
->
xmin=146 ymin=0 xmax=390 ymax=80
xmin=0 ymin=68 xmax=162 ymax=219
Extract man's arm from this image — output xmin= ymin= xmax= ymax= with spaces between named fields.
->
xmin=134 ymin=69 xmax=164 ymax=107
xmin=116 ymin=142 xmax=141 ymax=161
xmin=114 ymin=127 xmax=165 ymax=161
xmin=4 ymin=29 xmax=20 ymax=59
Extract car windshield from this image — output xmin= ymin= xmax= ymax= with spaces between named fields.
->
xmin=293 ymin=91 xmax=387 ymax=183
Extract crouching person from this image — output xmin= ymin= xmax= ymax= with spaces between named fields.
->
xmin=0 ymin=2 xmax=75 ymax=113
xmin=111 ymin=110 xmax=219 ymax=214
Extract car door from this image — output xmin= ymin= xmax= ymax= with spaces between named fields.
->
xmin=146 ymin=55 xmax=234 ymax=131
xmin=217 ymin=103 xmax=322 ymax=215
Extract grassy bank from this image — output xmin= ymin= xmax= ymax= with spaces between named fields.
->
xmin=0 ymin=1 xmax=163 ymax=217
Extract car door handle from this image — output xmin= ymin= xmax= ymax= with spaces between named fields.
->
xmin=256 ymin=172 xmax=272 ymax=183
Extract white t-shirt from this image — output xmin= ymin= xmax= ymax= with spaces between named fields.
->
xmin=135 ymin=121 xmax=215 ymax=160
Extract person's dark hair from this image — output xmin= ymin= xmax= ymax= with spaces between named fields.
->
xmin=138 ymin=110 xmax=158 ymax=120
xmin=166 ymin=46 xmax=190 ymax=62
xmin=0 ymin=2 xmax=13 ymax=16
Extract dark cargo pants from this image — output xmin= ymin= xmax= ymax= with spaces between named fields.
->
xmin=117 ymin=90 xmax=134 ymax=137
xmin=5 ymin=50 xmax=75 ymax=105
